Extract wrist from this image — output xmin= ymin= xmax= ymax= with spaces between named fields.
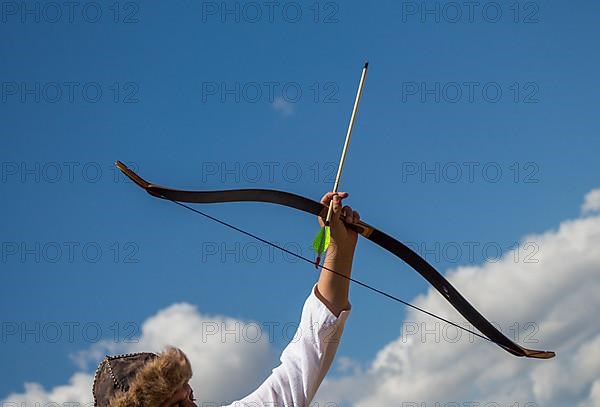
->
xmin=324 ymin=247 xmax=354 ymax=272
xmin=327 ymin=241 xmax=355 ymax=260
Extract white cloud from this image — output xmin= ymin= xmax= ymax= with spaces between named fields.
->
xmin=271 ymin=96 xmax=294 ymax=117
xmin=582 ymin=188 xmax=600 ymax=214
xmin=315 ymin=193 xmax=600 ymax=407
xmin=1 ymin=373 xmax=93 ymax=406
xmin=2 ymin=304 xmax=277 ymax=406
xmin=134 ymin=304 xmax=276 ymax=403
xmin=578 ymin=379 xmax=600 ymax=407
xmin=4 ymin=190 xmax=600 ymax=407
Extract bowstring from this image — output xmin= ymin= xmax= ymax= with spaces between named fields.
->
xmin=167 ymin=198 xmax=492 ymax=344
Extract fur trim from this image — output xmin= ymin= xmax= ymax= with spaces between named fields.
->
xmin=110 ymin=347 xmax=192 ymax=407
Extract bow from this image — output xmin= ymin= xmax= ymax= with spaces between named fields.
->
xmin=115 ymin=160 xmax=555 ymax=359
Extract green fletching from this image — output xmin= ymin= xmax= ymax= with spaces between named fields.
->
xmin=312 ymin=226 xmax=331 ymax=256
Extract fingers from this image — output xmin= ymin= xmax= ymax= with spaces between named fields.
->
xmin=319 ymin=191 xmax=360 ymax=225
xmin=330 ymin=194 xmax=343 ymax=220
xmin=341 ymin=206 xmax=361 ymax=223
xmin=341 ymin=205 xmax=354 ymax=223
xmin=320 ymin=191 xmax=349 ymax=206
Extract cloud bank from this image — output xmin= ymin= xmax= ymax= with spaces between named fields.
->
xmin=2 ymin=304 xmax=277 ymax=406
xmin=316 ymin=191 xmax=600 ymax=407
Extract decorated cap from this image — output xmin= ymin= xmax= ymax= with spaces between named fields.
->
xmin=92 ymin=347 xmax=193 ymax=407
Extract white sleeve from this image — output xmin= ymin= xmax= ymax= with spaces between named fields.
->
xmin=223 ymin=284 xmax=351 ymax=407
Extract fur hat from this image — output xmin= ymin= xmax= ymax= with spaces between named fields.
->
xmin=92 ymin=347 xmax=193 ymax=407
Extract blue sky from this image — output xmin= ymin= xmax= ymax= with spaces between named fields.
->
xmin=1 ymin=1 xmax=600 ymax=404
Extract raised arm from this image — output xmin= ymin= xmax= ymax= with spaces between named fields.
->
xmin=224 ymin=192 xmax=358 ymax=407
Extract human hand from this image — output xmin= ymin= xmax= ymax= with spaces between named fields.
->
xmin=318 ymin=192 xmax=360 ymax=260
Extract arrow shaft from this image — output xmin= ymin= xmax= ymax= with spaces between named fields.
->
xmin=325 ymin=62 xmax=369 ymax=225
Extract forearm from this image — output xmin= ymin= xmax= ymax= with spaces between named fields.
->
xmin=316 ymin=245 xmax=354 ymax=317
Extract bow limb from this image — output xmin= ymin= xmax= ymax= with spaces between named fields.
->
xmin=116 ymin=161 xmax=555 ymax=359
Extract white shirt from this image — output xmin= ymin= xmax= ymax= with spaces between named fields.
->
xmin=223 ymin=285 xmax=351 ymax=407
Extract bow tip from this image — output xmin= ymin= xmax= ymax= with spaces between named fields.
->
xmin=523 ymin=348 xmax=556 ymax=359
